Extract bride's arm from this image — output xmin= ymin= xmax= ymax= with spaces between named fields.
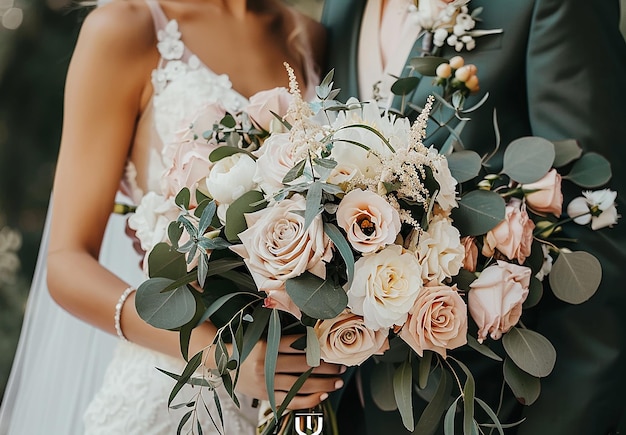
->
xmin=46 ymin=2 xmax=341 ymax=410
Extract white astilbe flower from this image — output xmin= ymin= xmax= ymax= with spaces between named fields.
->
xmin=567 ymin=189 xmax=620 ymax=230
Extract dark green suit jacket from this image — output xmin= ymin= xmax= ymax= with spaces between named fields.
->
xmin=322 ymin=1 xmax=626 ymax=434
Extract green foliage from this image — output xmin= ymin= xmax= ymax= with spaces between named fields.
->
xmin=285 ymin=271 xmax=348 ymax=319
xmin=501 ymin=137 xmax=555 ymax=183
xmin=564 ymin=152 xmax=612 ymax=187
xmin=549 ymin=251 xmax=602 ymax=304
xmin=451 ymin=190 xmax=506 ymax=236
xmin=370 ymin=362 xmax=398 ymax=411
xmin=135 ymin=277 xmax=197 ymax=330
xmin=446 ymin=150 xmax=482 ymax=183
xmin=502 ymin=327 xmax=556 ymax=378
xmin=224 ymin=190 xmax=267 ymax=242
xmin=503 ymin=357 xmax=541 ymax=406
xmin=393 ymin=360 xmax=414 ymax=431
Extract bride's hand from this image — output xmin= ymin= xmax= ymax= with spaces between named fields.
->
xmin=235 ymin=335 xmax=345 ymax=410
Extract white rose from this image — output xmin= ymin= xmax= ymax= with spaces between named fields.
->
xmin=415 ymin=215 xmax=464 ymax=283
xmin=205 ymin=153 xmax=257 ymax=205
xmin=252 ymin=132 xmax=299 ymax=196
xmin=128 ymin=192 xmax=179 ymax=254
xmin=347 ymin=245 xmax=423 ymax=331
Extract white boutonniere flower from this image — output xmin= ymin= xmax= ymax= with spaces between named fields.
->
xmin=409 ymin=0 xmax=502 ymax=54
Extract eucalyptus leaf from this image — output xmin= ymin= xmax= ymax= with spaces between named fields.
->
xmin=265 ymin=310 xmax=281 ymax=417
xmin=447 ymin=150 xmax=481 ymax=183
xmin=305 ymin=326 xmax=321 ymax=367
xmin=552 ymin=139 xmax=582 ymax=167
xmin=370 ymin=362 xmax=398 ymax=411
xmin=241 ymin=305 xmax=271 ymax=361
xmin=503 ymin=357 xmax=541 ymax=406
xmin=414 ymin=370 xmax=452 ymax=435
xmin=168 ymin=222 xmax=183 ymax=249
xmin=175 ymin=187 xmax=191 ymax=209
xmin=549 ymin=251 xmax=601 ymax=304
xmin=466 ymin=334 xmax=503 ymax=361
xmin=136 ymin=277 xmax=196 ymax=330
xmin=444 ymin=397 xmax=461 ymax=435
xmin=391 ymin=76 xmax=421 ymax=96
xmin=198 ymin=200 xmax=217 ymax=235
xmin=564 ymin=152 xmax=612 ymax=188
xmin=220 ymin=114 xmax=237 ymax=128
xmin=148 ymin=242 xmax=188 ymax=279
xmin=177 ymin=410 xmax=192 ymax=435
xmin=209 ymin=145 xmax=257 ymax=163
xmin=224 ymin=190 xmax=267 ymax=242
xmin=409 ymin=56 xmax=448 ymax=76
xmin=474 ymin=398 xmax=505 ymax=435
xmin=196 ymin=291 xmax=261 ymax=326
xmin=439 ymin=119 xmax=466 ymax=156
xmin=324 ymin=222 xmax=355 ymax=287
xmin=522 ymin=276 xmax=543 ymax=309
xmin=502 ymin=327 xmax=556 ymax=378
xmin=502 ymin=137 xmax=555 ymax=183
xmin=393 ymin=360 xmax=414 ymax=431
xmin=275 ymin=368 xmax=314 ymax=418
xmin=418 ymin=351 xmax=433 ymax=389
xmin=167 ymin=351 xmax=203 ymax=406
xmin=451 ymin=190 xmax=506 ymax=236
xmin=304 ymin=181 xmax=323 ymax=230
xmin=282 ymin=159 xmax=306 ymax=184
xmin=285 ymin=271 xmax=348 ymax=319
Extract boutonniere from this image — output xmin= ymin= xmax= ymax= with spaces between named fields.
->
xmin=409 ymin=0 xmax=502 ymax=55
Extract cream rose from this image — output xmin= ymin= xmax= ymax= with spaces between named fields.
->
xmin=399 ymin=282 xmax=467 ymax=357
xmin=415 ymin=215 xmax=464 ymax=283
xmin=315 ymin=310 xmax=390 ymax=366
xmin=522 ymin=169 xmax=563 ymax=217
xmin=245 ymin=87 xmax=293 ymax=132
xmin=347 ymin=245 xmax=423 ymax=331
xmin=482 ymin=198 xmax=535 ymax=264
xmin=336 ymin=189 xmax=401 ymax=254
xmin=252 ymin=132 xmax=299 ymax=196
xmin=128 ymin=192 xmax=179 ymax=254
xmin=230 ymin=194 xmax=333 ymax=315
xmin=205 ymin=153 xmax=257 ymax=205
xmin=468 ymin=261 xmax=530 ymax=343
xmin=414 ymin=0 xmax=457 ymax=30
xmin=429 ymin=153 xmax=458 ymax=212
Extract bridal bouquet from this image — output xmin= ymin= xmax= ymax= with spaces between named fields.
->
xmin=133 ymin=60 xmax=618 ymax=435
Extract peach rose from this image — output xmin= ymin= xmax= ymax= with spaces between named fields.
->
xmin=245 ymin=87 xmax=293 ymax=132
xmin=522 ymin=169 xmax=563 ymax=217
xmin=347 ymin=245 xmax=423 ymax=331
xmin=461 ymin=236 xmax=478 ymax=273
xmin=414 ymin=215 xmax=464 ymax=283
xmin=336 ymin=189 xmax=401 ymax=254
xmin=482 ymin=198 xmax=535 ymax=264
xmin=399 ymin=282 xmax=468 ymax=357
xmin=468 ymin=261 xmax=530 ymax=343
xmin=230 ymin=194 xmax=333 ymax=316
xmin=315 ymin=310 xmax=390 ymax=366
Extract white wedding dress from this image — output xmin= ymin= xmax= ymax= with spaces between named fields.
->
xmin=82 ymin=2 xmax=260 ymax=433
xmin=1 ymin=0 xmax=319 ymax=433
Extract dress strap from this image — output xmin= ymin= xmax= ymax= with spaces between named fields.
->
xmin=145 ymin=0 xmax=169 ymax=34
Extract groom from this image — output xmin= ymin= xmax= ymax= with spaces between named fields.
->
xmin=322 ymin=0 xmax=626 ymax=434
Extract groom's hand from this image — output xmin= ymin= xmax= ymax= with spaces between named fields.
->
xmin=237 ymin=335 xmax=346 ymax=409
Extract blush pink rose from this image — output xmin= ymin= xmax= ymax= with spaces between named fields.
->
xmin=399 ymin=282 xmax=468 ymax=358
xmin=245 ymin=87 xmax=293 ymax=132
xmin=522 ymin=169 xmax=563 ymax=217
xmin=482 ymin=198 xmax=535 ymax=264
xmin=161 ymin=137 xmax=216 ymax=204
xmin=230 ymin=194 xmax=333 ymax=317
xmin=336 ymin=189 xmax=401 ymax=254
xmin=468 ymin=261 xmax=531 ymax=343
xmin=252 ymin=132 xmax=299 ymax=196
xmin=315 ymin=310 xmax=390 ymax=366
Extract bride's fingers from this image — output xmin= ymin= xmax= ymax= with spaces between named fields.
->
xmin=275 ymin=391 xmax=330 ymax=411
xmin=274 ymin=354 xmax=344 ymax=375
xmin=274 ymin=373 xmax=344 ymax=394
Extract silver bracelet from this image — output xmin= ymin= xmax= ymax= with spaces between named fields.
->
xmin=114 ymin=286 xmax=136 ymax=341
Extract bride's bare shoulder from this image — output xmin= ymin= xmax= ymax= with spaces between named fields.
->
xmin=76 ymin=0 xmax=156 ymax=61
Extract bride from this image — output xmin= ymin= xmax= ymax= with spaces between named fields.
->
xmin=0 ymin=0 xmax=345 ymax=433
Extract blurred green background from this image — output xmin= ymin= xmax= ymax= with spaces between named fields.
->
xmin=0 ymin=0 xmax=624 ymax=403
